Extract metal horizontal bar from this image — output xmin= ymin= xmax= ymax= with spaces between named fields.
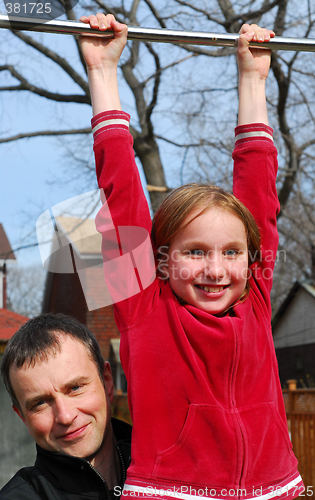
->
xmin=1 ymin=14 xmax=315 ymax=52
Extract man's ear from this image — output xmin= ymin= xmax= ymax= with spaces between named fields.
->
xmin=13 ymin=405 xmax=26 ymax=424
xmin=103 ymin=361 xmax=115 ymax=403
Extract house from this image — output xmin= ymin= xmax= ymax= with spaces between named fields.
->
xmin=272 ymin=281 xmax=315 ymax=388
xmin=0 ymin=308 xmax=35 ymax=490
xmin=0 ymin=223 xmax=28 ymax=350
xmin=0 ymin=308 xmax=29 ymax=355
xmin=41 ymin=216 xmax=129 ymax=420
xmin=0 ymin=225 xmax=35 ymax=488
xmin=0 ymin=223 xmax=16 ymax=311
xmin=0 ymin=220 xmax=29 ymax=366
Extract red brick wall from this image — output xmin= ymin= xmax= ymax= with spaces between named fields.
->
xmin=87 ymin=306 xmax=120 ymax=360
xmin=47 ymin=272 xmax=87 ymax=325
xmin=112 ymin=395 xmax=131 ymax=424
xmin=45 ymin=272 xmax=130 ymax=422
xmin=45 ymin=273 xmax=120 ymax=360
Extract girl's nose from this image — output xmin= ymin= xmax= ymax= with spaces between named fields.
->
xmin=204 ymin=254 xmax=226 ymax=281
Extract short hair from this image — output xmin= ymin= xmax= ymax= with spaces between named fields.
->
xmin=151 ymin=183 xmax=261 ymax=299
xmin=0 ymin=313 xmax=105 ymax=412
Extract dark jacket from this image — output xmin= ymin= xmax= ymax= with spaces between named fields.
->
xmin=0 ymin=418 xmax=131 ymax=500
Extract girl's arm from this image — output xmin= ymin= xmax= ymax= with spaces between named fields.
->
xmin=80 ymin=16 xmax=155 ymax=314
xmin=80 ymin=13 xmax=127 ymax=115
xmin=237 ymin=24 xmax=274 ymax=126
xmin=80 ymin=13 xmax=152 ymax=235
xmin=233 ymin=24 xmax=279 ymax=296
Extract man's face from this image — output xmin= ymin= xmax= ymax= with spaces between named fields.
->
xmin=10 ymin=335 xmax=114 ymax=464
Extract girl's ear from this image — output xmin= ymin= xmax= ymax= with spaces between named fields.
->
xmin=157 ymin=262 xmax=169 ymax=281
xmin=156 ymin=245 xmax=169 ymax=280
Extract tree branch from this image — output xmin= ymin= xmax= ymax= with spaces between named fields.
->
xmin=300 ymin=138 xmax=315 ymax=151
xmin=173 ymin=0 xmax=229 ymax=27
xmin=91 ymin=0 xmax=127 ymax=23
xmin=270 ymin=0 xmax=301 ymax=214
xmin=142 ymin=54 xmax=196 ymax=86
xmin=227 ymin=0 xmax=282 ymax=29
xmin=173 ymin=44 xmax=235 ymax=57
xmin=10 ymin=30 xmax=90 ymax=98
xmin=143 ymin=0 xmax=167 ymax=28
xmin=121 ymin=43 xmax=148 ymax=134
xmin=129 ymin=0 xmax=142 ymax=23
xmin=64 ymin=1 xmax=88 ymax=77
xmin=0 ymin=83 xmax=85 ymax=104
xmin=0 ymin=64 xmax=90 ymax=102
xmin=0 ymin=128 xmax=91 ymax=144
xmin=174 ymin=0 xmax=281 ymax=31
xmin=144 ymin=42 xmax=161 ymax=128
xmin=155 ymin=135 xmax=218 ymax=149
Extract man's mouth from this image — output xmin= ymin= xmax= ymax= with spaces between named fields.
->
xmin=58 ymin=425 xmax=89 ymax=440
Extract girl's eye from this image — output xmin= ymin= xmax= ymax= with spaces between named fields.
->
xmin=190 ymin=249 xmax=205 ymax=256
xmin=225 ymin=249 xmax=239 ymax=256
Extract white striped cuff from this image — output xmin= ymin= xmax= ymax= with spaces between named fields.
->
xmin=235 ymin=130 xmax=273 ymax=143
xmin=91 ymin=111 xmax=130 ymax=140
xmin=122 ymin=474 xmax=303 ymax=500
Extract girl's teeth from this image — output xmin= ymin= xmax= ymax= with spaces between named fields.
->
xmin=202 ymin=286 xmax=224 ymax=293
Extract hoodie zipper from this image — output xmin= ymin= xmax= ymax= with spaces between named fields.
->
xmin=230 ymin=319 xmax=246 ymax=489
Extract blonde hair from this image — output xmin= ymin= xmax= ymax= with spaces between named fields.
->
xmin=151 ymin=183 xmax=261 ymax=301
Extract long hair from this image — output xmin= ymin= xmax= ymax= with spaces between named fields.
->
xmin=151 ymin=183 xmax=261 ymax=300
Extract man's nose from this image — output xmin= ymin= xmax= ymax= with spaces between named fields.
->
xmin=54 ymin=397 xmax=77 ymax=425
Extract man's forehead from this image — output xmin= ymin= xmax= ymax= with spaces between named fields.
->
xmin=11 ymin=334 xmax=93 ymax=377
xmin=10 ymin=337 xmax=99 ymax=395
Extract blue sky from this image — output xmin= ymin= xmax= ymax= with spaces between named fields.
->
xmin=0 ymin=17 xmax=102 ymax=267
xmin=0 ymin=2 xmax=238 ymax=270
xmin=0 ymin=14 xmax=176 ymax=269
xmin=1 ymin=96 xmax=94 ymax=266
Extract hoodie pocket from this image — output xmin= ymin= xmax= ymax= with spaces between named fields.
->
xmin=239 ymin=402 xmax=297 ymax=486
xmin=153 ymin=404 xmax=239 ymax=487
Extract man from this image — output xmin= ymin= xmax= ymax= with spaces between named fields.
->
xmin=0 ymin=313 xmax=131 ymax=499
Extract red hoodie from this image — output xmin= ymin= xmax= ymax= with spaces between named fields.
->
xmin=93 ymin=111 xmax=303 ymax=500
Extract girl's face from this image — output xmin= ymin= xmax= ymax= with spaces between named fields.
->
xmin=166 ymin=208 xmax=249 ymax=315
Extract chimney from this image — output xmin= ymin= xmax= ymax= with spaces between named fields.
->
xmin=311 ymin=242 xmax=315 ymax=287
xmin=0 ymin=224 xmax=16 ymax=308
xmin=0 ymin=262 xmax=6 ymax=308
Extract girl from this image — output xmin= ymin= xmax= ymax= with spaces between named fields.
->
xmin=80 ymin=15 xmax=303 ymax=500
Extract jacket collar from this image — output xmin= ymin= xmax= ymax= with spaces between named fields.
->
xmin=34 ymin=418 xmax=131 ymax=495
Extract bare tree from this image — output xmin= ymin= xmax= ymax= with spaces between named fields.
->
xmin=1 ymin=0 xmax=315 ymax=309
xmin=6 ymin=264 xmax=46 ymax=317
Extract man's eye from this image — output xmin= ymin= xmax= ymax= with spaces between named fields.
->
xmin=32 ymin=400 xmax=45 ymax=410
xmin=70 ymin=385 xmax=83 ymax=394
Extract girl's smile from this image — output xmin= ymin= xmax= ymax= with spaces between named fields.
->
xmin=167 ymin=208 xmax=249 ymax=314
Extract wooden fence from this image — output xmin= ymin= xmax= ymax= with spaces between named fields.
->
xmin=283 ymin=389 xmax=315 ymax=491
